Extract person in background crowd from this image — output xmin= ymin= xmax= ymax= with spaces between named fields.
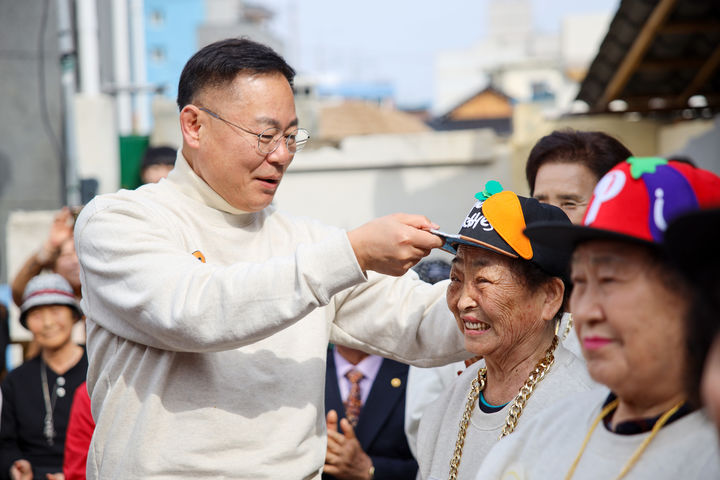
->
xmin=415 ymin=182 xmax=595 ymax=480
xmin=62 ymin=381 xmax=93 ymax=480
xmin=476 ymin=157 xmax=720 ymax=479
xmin=665 ymin=208 xmax=720 ymax=436
xmin=1 ymin=274 xmax=88 ymax=480
xmin=139 ymin=146 xmax=176 ymax=184
xmin=74 ymin=38 xmax=466 ymax=479
xmin=527 ymin=128 xmax=633 ymax=358
xmin=11 ymin=209 xmax=81 ymax=308
xmin=323 ymin=345 xmax=417 ymax=480
xmin=411 ymin=259 xmax=451 ymax=287
xmin=11 ymin=207 xmax=82 ymax=362
xmin=526 ymin=129 xmax=632 ymax=224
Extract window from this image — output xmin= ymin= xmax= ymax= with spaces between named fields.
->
xmin=149 ymin=9 xmax=165 ymax=27
xmin=150 ymin=46 xmax=166 ymax=63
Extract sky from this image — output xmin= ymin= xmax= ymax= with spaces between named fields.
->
xmin=258 ymin=0 xmax=620 ymax=108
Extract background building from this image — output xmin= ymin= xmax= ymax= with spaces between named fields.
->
xmin=3 ymin=0 xmax=719 ymax=346
xmin=433 ymin=0 xmax=611 ymax=116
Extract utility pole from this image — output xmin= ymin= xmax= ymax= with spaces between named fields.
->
xmin=57 ymin=0 xmax=81 ymax=206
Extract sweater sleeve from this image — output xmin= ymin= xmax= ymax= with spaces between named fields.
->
xmin=329 ymin=272 xmax=467 ymax=367
xmin=75 ymin=196 xmax=366 ymax=353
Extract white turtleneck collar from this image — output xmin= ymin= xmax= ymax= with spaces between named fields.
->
xmin=166 ymin=149 xmax=253 ymax=216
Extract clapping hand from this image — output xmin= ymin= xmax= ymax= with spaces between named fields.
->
xmin=324 ymin=410 xmax=374 ymax=480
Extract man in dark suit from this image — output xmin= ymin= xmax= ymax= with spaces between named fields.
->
xmin=323 ymin=345 xmax=417 ymax=480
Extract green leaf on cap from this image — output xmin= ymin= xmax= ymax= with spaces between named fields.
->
xmin=474 ymin=180 xmax=504 ymax=202
xmin=627 ymin=157 xmax=668 ymax=179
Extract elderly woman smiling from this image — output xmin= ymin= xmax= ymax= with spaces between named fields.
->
xmin=415 ymin=182 xmax=596 ymax=480
xmin=475 ymin=158 xmax=720 ymax=479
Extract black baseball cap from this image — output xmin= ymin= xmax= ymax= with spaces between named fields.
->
xmin=433 ymin=181 xmax=572 ymax=281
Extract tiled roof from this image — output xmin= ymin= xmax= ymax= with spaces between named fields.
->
xmin=577 ymin=0 xmax=720 ymax=115
xmin=317 ymin=101 xmax=431 ymax=142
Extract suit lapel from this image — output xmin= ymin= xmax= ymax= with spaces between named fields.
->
xmin=325 ymin=348 xmax=344 ymax=416
xmin=355 ymin=358 xmax=407 ymax=449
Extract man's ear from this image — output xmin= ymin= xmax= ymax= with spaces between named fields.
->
xmin=179 ymin=105 xmax=202 ymax=149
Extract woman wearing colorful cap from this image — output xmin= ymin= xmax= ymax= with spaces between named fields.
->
xmin=0 ymin=273 xmax=88 ymax=480
xmin=475 ymin=158 xmax=720 ymax=479
xmin=415 ymin=182 xmax=596 ymax=480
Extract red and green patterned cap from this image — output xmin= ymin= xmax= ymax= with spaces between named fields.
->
xmin=524 ymin=157 xmax=720 ymax=251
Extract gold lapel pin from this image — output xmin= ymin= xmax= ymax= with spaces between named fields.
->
xmin=391 ymin=378 xmax=401 ymax=388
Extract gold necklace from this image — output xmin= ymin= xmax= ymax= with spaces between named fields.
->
xmin=565 ymin=398 xmax=684 ymax=480
xmin=561 ymin=314 xmax=573 ymax=342
xmin=448 ymin=335 xmax=558 ymax=480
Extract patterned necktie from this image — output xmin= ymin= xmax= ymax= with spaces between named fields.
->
xmin=343 ymin=369 xmax=364 ymax=427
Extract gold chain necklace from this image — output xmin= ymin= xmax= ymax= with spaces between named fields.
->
xmin=564 ymin=398 xmax=684 ymax=480
xmin=448 ymin=335 xmax=559 ymax=480
xmin=561 ymin=314 xmax=573 ymax=342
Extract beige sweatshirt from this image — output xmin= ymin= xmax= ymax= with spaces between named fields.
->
xmin=75 ymin=152 xmax=466 ymax=479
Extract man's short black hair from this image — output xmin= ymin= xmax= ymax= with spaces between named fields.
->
xmin=526 ymin=129 xmax=632 ymax=196
xmin=177 ymin=37 xmax=296 ymax=111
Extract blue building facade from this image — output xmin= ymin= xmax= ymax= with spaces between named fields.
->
xmin=144 ymin=0 xmax=205 ymax=102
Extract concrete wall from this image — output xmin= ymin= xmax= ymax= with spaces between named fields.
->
xmin=149 ymin=97 xmax=182 ymax=149
xmin=274 ymin=130 xmax=512 ymax=233
xmin=660 ymin=116 xmax=720 ymax=174
xmin=509 ymin=104 xmax=662 ymax=194
xmin=0 ymin=1 xmax=65 ymax=282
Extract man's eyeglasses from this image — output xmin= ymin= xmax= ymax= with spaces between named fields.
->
xmin=198 ymin=107 xmax=310 ymax=155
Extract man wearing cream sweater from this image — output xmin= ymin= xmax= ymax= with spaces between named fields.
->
xmin=75 ymin=38 xmax=466 ymax=479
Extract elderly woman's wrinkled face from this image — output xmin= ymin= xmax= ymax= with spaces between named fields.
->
xmin=447 ymin=245 xmax=553 ymax=358
xmin=570 ymin=240 xmax=688 ymax=400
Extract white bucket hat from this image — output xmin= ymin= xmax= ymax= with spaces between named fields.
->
xmin=19 ymin=273 xmax=82 ymax=329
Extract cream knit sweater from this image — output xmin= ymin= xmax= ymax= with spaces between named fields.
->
xmin=75 ymin=152 xmax=466 ymax=479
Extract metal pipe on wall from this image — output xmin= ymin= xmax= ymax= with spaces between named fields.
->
xmin=130 ymin=0 xmax=150 ymax=134
xmin=77 ymin=0 xmax=101 ymax=96
xmin=112 ymin=0 xmax=132 ymax=135
xmin=57 ymin=0 xmax=81 ymax=206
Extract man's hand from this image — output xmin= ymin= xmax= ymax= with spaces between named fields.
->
xmin=10 ymin=459 xmax=33 ymax=480
xmin=324 ymin=410 xmax=374 ymax=480
xmin=348 ymin=213 xmax=442 ymax=276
